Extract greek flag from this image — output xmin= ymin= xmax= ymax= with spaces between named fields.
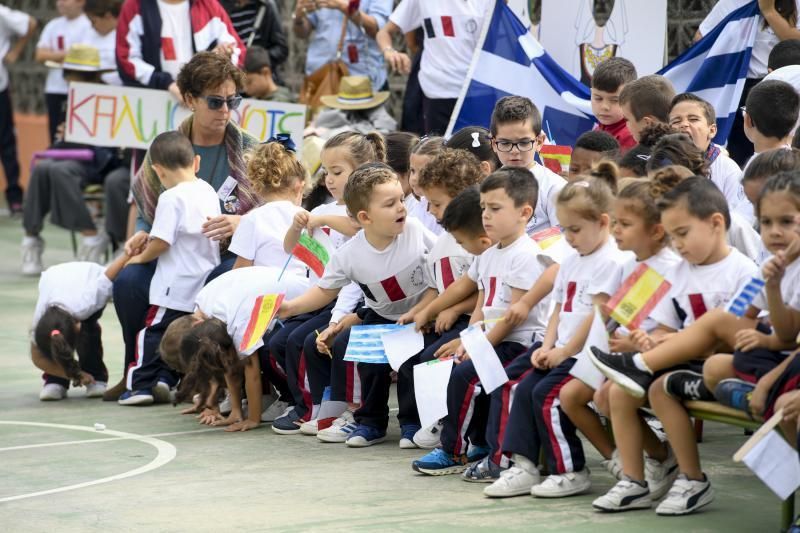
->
xmin=447 ymin=0 xmax=760 ymax=146
xmin=343 ymin=324 xmax=406 ymax=364
xmin=726 ymin=277 xmax=766 ymax=317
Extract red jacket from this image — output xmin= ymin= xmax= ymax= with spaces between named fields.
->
xmin=596 ymin=118 xmax=637 ymax=153
xmin=116 ymin=0 xmax=244 ymax=89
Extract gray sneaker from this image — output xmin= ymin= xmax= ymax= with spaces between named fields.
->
xmin=21 ymin=236 xmax=44 ymax=276
xmin=462 ymin=456 xmax=506 ymax=483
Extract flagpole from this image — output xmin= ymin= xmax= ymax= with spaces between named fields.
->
xmin=277 ymin=253 xmax=292 ymax=282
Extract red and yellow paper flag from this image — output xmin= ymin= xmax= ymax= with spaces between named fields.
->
xmin=292 ymin=233 xmax=330 ymax=277
xmin=604 ymin=264 xmax=671 ymax=330
xmin=531 ymin=226 xmax=563 ymax=250
xmin=539 ymin=145 xmax=572 ymax=175
xmin=239 ymin=293 xmax=285 ymax=352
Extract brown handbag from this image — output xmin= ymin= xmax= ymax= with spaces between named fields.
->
xmin=300 ymin=15 xmax=350 ymax=109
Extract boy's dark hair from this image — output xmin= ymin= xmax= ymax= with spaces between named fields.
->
xmin=446 ymin=126 xmax=501 ymax=170
xmin=343 ymin=162 xmax=397 ymax=216
xmin=768 ymin=39 xmax=800 ymax=71
xmin=149 ymin=131 xmax=196 ymax=170
xmin=670 ymin=93 xmax=716 ymax=124
xmin=646 ymin=133 xmax=708 ymax=177
xmin=746 ymin=80 xmax=800 ymax=140
xmin=84 ymin=0 xmax=122 ymax=17
xmin=244 ymin=45 xmax=271 ymax=73
xmin=757 ymin=170 xmax=800 ymax=216
xmin=34 ymin=307 xmax=81 ymax=383
xmin=489 ymin=96 xmax=542 ymax=136
xmin=385 ymin=131 xmax=419 ymax=175
xmin=743 ymin=147 xmax=800 ymax=183
xmin=658 ymin=176 xmax=731 ymax=230
xmin=575 ymin=130 xmax=620 ymax=154
xmin=617 ymin=144 xmax=651 ymax=177
xmin=619 ymin=75 xmax=676 ymax=122
xmin=591 ymin=57 xmax=637 ymax=93
xmin=479 ymin=167 xmax=538 ymax=211
xmin=176 ymin=318 xmax=241 ymax=404
xmin=441 ymin=186 xmax=485 ymax=236
xmin=418 ymin=148 xmax=482 ymax=198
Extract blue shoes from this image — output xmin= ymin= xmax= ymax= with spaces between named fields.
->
xmin=272 ymin=408 xmax=304 ymax=435
xmin=400 ymin=424 xmax=421 ymax=449
xmin=412 ymin=448 xmax=469 ymax=475
xmin=118 ymin=389 xmax=154 ymax=406
xmin=345 ymin=424 xmax=387 ymax=447
xmin=714 ymin=379 xmax=756 ymax=412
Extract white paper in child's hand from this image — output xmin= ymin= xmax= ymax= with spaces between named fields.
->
xmin=742 ymin=430 xmax=800 ymax=500
xmin=382 ymin=325 xmax=424 ymax=371
xmin=459 ymin=324 xmax=508 ymax=393
xmin=414 ymin=358 xmax=454 ymax=429
xmin=570 ymin=307 xmax=607 ymax=390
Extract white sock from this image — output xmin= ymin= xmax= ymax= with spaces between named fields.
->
xmin=22 ymin=236 xmax=40 ymax=246
xmin=82 ymin=233 xmax=104 ymax=246
xmin=633 ymin=354 xmax=653 ymax=374
xmin=512 ymin=453 xmax=538 ymax=475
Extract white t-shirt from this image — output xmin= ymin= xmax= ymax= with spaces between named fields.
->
xmin=753 ymin=256 xmax=800 ymax=311
xmin=728 ymin=211 xmax=767 ymax=264
xmin=32 ymin=262 xmax=113 ymax=335
xmin=319 ymin=217 xmax=435 ymax=320
xmin=709 ymin=151 xmax=754 ymax=224
xmin=527 ymin=163 xmax=567 ymax=235
xmin=467 ymin=234 xmax=551 ymax=346
xmin=37 ymin=14 xmax=93 ymax=94
xmin=699 ymin=0 xmax=800 ymax=78
xmin=87 ymin=28 xmax=122 ymax=86
xmin=406 ymin=194 xmax=443 ymax=235
xmin=157 ymin=0 xmax=193 ymax=80
xmin=390 ymin=0 xmax=492 ymax=99
xmin=229 ymin=200 xmax=308 ymax=277
xmin=195 ymin=266 xmax=311 ymax=358
xmin=651 ymin=247 xmax=759 ymax=330
xmin=0 ymin=6 xmax=29 ymax=92
xmin=552 ymin=238 xmax=630 ymax=349
xmin=427 ymin=231 xmax=473 ymax=294
xmin=617 ymin=247 xmax=683 ymax=334
xmin=149 ymin=179 xmax=221 ymax=312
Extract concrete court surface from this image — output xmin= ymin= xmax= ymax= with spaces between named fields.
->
xmin=0 ymin=214 xmax=787 ymax=532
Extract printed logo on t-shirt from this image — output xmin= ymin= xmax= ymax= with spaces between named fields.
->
xmin=162 ymin=37 xmax=177 ymax=60
xmin=423 ymin=15 xmax=479 ymax=38
xmin=359 ymin=262 xmax=426 ymax=305
xmin=564 ymin=281 xmax=577 ymax=312
xmin=57 ymin=35 xmax=65 ymax=50
xmin=563 ymin=279 xmax=591 ymax=313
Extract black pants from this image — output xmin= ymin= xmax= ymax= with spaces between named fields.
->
xmin=727 ymin=77 xmax=761 ymax=167
xmin=44 ymin=309 xmax=109 ymax=388
xmin=401 ymin=52 xmax=426 ymax=136
xmin=422 ymin=95 xmax=457 ymax=136
xmin=23 ymin=159 xmax=96 ymax=235
xmin=104 ymin=167 xmax=130 ymax=244
xmin=0 ymin=88 xmax=21 ymax=207
xmin=127 ymin=306 xmax=183 ymax=391
xmin=45 ymin=93 xmax=67 ymax=144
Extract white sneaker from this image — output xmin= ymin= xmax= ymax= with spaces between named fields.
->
xmin=21 ymin=236 xmax=44 ymax=276
xmin=77 ymin=233 xmax=109 ymax=264
xmin=645 ymin=447 xmax=679 ymax=500
xmin=152 ymin=381 xmax=174 ymax=404
xmin=592 ymin=478 xmax=652 ymax=512
xmin=85 ymin=381 xmax=107 ymax=398
xmin=39 ymin=383 xmax=67 ymax=401
xmin=531 ymin=468 xmax=592 ymax=498
xmin=601 ymin=449 xmax=623 ymax=480
xmin=218 ymin=391 xmax=233 ymax=414
xmin=484 ymin=463 xmax=541 ymax=498
xmin=317 ymin=410 xmax=357 ymax=443
xmin=655 ymin=474 xmax=714 ymax=516
xmin=413 ymin=419 xmax=443 ymax=449
xmin=261 ymin=400 xmax=290 ymax=422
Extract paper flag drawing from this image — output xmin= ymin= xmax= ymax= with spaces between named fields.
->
xmin=344 ymin=324 xmax=406 ymax=364
xmin=414 ymin=357 xmax=455 ymax=429
xmin=292 ymin=232 xmax=331 ymax=277
xmin=239 ymin=293 xmax=285 ymax=353
xmin=459 ymin=324 xmax=508 ymax=394
xmin=727 ymin=277 xmax=765 ymax=317
xmin=382 ymin=325 xmax=425 ymax=371
xmin=605 ymin=264 xmax=671 ymax=330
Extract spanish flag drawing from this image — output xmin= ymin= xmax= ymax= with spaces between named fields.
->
xmin=605 ymin=264 xmax=671 ymax=330
xmin=239 ymin=293 xmax=285 ymax=353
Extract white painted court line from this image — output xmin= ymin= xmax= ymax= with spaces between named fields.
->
xmin=0 ymin=421 xmax=181 ymax=503
xmin=0 ymin=427 xmax=220 ymax=452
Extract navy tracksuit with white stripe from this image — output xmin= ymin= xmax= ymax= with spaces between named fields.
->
xmin=127 ymin=306 xmax=183 ymax=391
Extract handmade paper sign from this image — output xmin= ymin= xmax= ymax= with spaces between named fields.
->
xmin=239 ymin=294 xmax=285 ymax=353
xmin=539 ymin=145 xmax=572 ymax=175
xmin=727 ymin=277 xmax=766 ymax=317
xmin=381 ymin=325 xmax=425 ymax=371
xmin=459 ymin=323 xmax=508 ymax=393
xmin=570 ymin=307 xmax=607 ymax=390
xmin=292 ymin=232 xmax=331 ymax=277
xmin=344 ymin=324 xmax=406 ymax=364
xmin=414 ymin=357 xmax=455 ymax=429
xmin=605 ymin=264 xmax=671 ymax=330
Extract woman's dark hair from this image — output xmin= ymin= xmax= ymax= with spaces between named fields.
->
xmin=764 ymin=0 xmax=797 ymax=30
xmin=176 ymin=318 xmax=241 ymax=405
xmin=446 ymin=126 xmax=501 ymax=170
xmin=34 ymin=307 xmax=81 ymax=382
xmin=646 ymin=133 xmax=708 ymax=177
xmin=757 ymin=170 xmax=800 ymax=217
xmin=657 ymin=176 xmax=731 ymax=230
xmin=176 ymin=51 xmax=245 ymax=98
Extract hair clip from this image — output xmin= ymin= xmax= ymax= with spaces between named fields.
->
xmin=50 ymin=329 xmax=61 ymax=337
xmin=265 ymin=133 xmax=296 ymax=153
xmin=572 ymin=180 xmax=591 ymax=188
xmin=636 ymin=154 xmax=652 ymax=161
xmin=471 ymin=132 xmax=481 ymax=148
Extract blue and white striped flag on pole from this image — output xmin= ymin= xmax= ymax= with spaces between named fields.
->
xmin=448 ymin=1 xmax=760 ymax=147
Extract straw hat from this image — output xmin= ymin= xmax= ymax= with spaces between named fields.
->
xmin=45 ymin=44 xmax=113 ymax=72
xmin=319 ymin=76 xmax=390 ymax=110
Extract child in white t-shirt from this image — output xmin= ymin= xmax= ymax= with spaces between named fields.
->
xmin=406 ymin=136 xmax=444 ymax=235
xmin=489 ymin=96 xmax=566 ymax=235
xmin=31 ymin=252 xmax=132 ymax=402
xmin=35 ymin=0 xmax=92 ymax=141
xmin=119 ymin=132 xmax=221 ymax=406
xmin=279 ymin=163 xmax=436 ymax=447
xmin=589 ymin=177 xmax=760 ymax=516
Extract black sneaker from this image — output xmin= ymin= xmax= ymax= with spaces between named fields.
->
xmin=663 ymin=370 xmax=714 ymax=401
xmin=588 ymin=347 xmax=653 ymax=398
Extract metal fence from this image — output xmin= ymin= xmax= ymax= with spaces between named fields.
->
xmin=7 ymin=0 xmax=719 ymax=117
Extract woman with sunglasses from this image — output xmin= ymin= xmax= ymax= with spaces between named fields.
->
xmin=104 ymin=52 xmax=261 ymax=401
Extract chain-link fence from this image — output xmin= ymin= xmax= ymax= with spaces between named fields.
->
xmin=7 ymin=0 xmax=719 ymax=117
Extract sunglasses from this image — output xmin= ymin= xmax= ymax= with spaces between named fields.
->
xmin=204 ymin=95 xmax=242 ymax=111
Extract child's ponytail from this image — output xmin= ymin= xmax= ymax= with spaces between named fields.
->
xmin=323 ymin=131 xmax=386 ymax=169
xmin=34 ymin=307 xmax=81 ymax=382
xmin=647 ymin=165 xmax=694 ymax=199
xmin=246 ymin=141 xmax=307 ymax=199
xmin=588 ymin=160 xmax=620 ymax=193
xmin=365 ymin=132 xmax=387 ymax=164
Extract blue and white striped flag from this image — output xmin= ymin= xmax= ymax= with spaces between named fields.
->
xmin=448 ymin=1 xmax=760 ymax=147
xmin=343 ymin=324 xmax=406 ymax=364
xmin=727 ymin=277 xmax=766 ymax=317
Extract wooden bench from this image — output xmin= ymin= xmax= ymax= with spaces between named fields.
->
xmin=685 ymin=401 xmax=795 ymax=531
